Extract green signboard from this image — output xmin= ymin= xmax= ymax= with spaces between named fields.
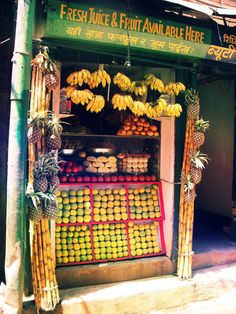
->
xmin=44 ymin=0 xmax=236 ymax=63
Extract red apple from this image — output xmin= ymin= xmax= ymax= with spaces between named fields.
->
xmin=91 ymin=176 xmax=98 ymax=182
xmin=118 ymin=175 xmax=125 ymax=182
xmin=77 ymin=165 xmax=83 ymax=172
xmin=132 ymin=175 xmax=139 ymax=182
xmin=111 ymin=175 xmax=118 ymax=182
xmin=72 ymin=166 xmax=79 ymax=173
xmin=98 ymin=176 xmax=104 ymax=182
xmin=68 ymin=176 xmax=76 ymax=183
xmin=104 ymin=175 xmax=111 ymax=182
xmin=125 ymin=175 xmax=132 ymax=182
xmin=65 ymin=167 xmax=72 ymax=173
xmin=76 ymin=176 xmax=83 ymax=183
xmin=145 ymin=175 xmax=151 ymax=181
xmin=138 ymin=175 xmax=145 ymax=182
xmin=60 ymin=176 xmax=67 ymax=182
xmin=83 ymin=176 xmax=91 ymax=183
xmin=151 ymin=175 xmax=157 ymax=181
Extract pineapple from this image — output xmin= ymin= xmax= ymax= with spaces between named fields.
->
xmin=45 ymin=72 xmax=59 ymax=90
xmin=46 ymin=114 xmax=63 ymax=151
xmin=48 ymin=175 xmax=60 ymax=192
xmin=27 ymin=111 xmax=46 ymax=143
xmin=183 ymin=174 xmax=196 ymax=204
xmin=33 ymin=152 xmax=60 ymax=192
xmin=185 ymin=89 xmax=200 ymax=120
xmin=192 ymin=118 xmax=210 ymax=147
xmin=26 ymin=192 xmax=44 ymax=223
xmin=43 ymin=193 xmax=59 ymax=220
xmin=190 ymin=150 xmax=209 ymax=184
xmin=33 ymin=175 xmax=48 ymax=193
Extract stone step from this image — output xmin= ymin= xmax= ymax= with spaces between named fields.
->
xmin=23 ymin=263 xmax=236 ymax=314
xmin=149 ymin=293 xmax=236 ymax=314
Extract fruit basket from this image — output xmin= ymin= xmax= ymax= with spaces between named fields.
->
xmin=55 ymin=181 xmax=165 ymax=266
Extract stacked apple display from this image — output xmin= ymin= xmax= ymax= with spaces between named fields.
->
xmin=55 ymin=182 xmax=165 ymax=265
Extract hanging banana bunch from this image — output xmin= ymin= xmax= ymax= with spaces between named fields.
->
xmin=145 ymin=74 xmax=165 ymax=93
xmin=165 ymin=103 xmax=183 ymax=117
xmin=88 ymin=69 xmax=111 ymax=88
xmin=113 ymin=72 xmax=132 ymax=91
xmin=145 ymin=98 xmax=168 ymax=118
xmin=145 ymin=102 xmax=162 ymax=119
xmin=66 ymin=69 xmax=92 ymax=86
xmin=86 ymin=95 xmax=105 ymax=113
xmin=129 ymin=81 xmax=147 ymax=96
xmin=112 ymin=94 xmax=134 ymax=111
xmin=128 ymin=100 xmax=146 ymax=116
xmin=164 ymin=82 xmax=186 ymax=96
xmin=70 ymin=89 xmax=94 ymax=105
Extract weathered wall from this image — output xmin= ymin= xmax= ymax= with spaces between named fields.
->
xmin=196 ymin=79 xmax=235 ymax=217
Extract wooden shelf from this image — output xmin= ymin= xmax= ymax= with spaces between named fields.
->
xmin=62 ymin=132 xmax=160 ymax=140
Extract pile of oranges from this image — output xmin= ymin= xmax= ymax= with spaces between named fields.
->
xmin=117 ymin=116 xmax=159 ymax=137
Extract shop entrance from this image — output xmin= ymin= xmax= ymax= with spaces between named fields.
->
xmin=192 ymin=78 xmax=236 ymax=269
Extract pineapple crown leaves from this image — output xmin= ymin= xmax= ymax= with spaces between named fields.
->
xmin=184 ymin=88 xmax=199 ymax=106
xmin=194 ymin=118 xmax=210 ymax=133
xmin=190 ymin=150 xmax=210 ymax=169
xmin=27 ymin=111 xmax=47 ymax=129
xmin=26 ymin=191 xmax=46 ymax=210
xmin=47 ymin=113 xmax=63 ymax=136
xmin=182 ymin=174 xmax=195 ymax=193
xmin=43 ymin=192 xmax=58 ymax=208
xmin=33 ymin=152 xmax=60 ymax=178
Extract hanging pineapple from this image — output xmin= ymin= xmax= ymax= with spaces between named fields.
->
xmin=33 ymin=166 xmax=48 ymax=193
xmin=192 ymin=118 xmax=210 ymax=147
xmin=43 ymin=48 xmax=59 ymax=90
xmin=183 ymin=175 xmax=196 ymax=204
xmin=185 ymin=89 xmax=200 ymax=120
xmin=46 ymin=114 xmax=63 ymax=151
xmin=190 ymin=150 xmax=210 ymax=184
xmin=26 ymin=192 xmax=44 ymax=223
xmin=43 ymin=193 xmax=59 ymax=220
xmin=27 ymin=111 xmax=46 ymax=143
xmin=33 ymin=152 xmax=60 ymax=193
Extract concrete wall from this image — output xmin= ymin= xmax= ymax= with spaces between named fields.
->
xmin=196 ymin=79 xmax=235 ymax=217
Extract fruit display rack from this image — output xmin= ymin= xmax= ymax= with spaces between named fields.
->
xmin=55 ymin=181 xmax=166 ymax=266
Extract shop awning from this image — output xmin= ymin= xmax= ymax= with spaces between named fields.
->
xmin=161 ymin=0 xmax=236 ymax=26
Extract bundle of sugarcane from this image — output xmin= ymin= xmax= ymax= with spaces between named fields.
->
xmin=177 ymin=89 xmax=209 ymax=279
xmin=27 ymin=48 xmax=60 ymax=311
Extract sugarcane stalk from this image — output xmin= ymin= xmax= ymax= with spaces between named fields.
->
xmin=42 ymin=74 xmax=46 ymax=112
xmin=30 ymin=65 xmax=36 ymax=112
xmin=41 ymin=219 xmax=53 ymax=310
xmin=37 ymin=68 xmax=43 ymax=112
xmin=33 ymin=225 xmax=42 ymax=304
xmin=45 ymin=91 xmax=51 ymax=112
xmin=34 ymin=67 xmax=39 ymax=112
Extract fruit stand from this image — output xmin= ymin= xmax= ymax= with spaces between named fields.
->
xmin=50 ymin=62 xmax=184 ymax=267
